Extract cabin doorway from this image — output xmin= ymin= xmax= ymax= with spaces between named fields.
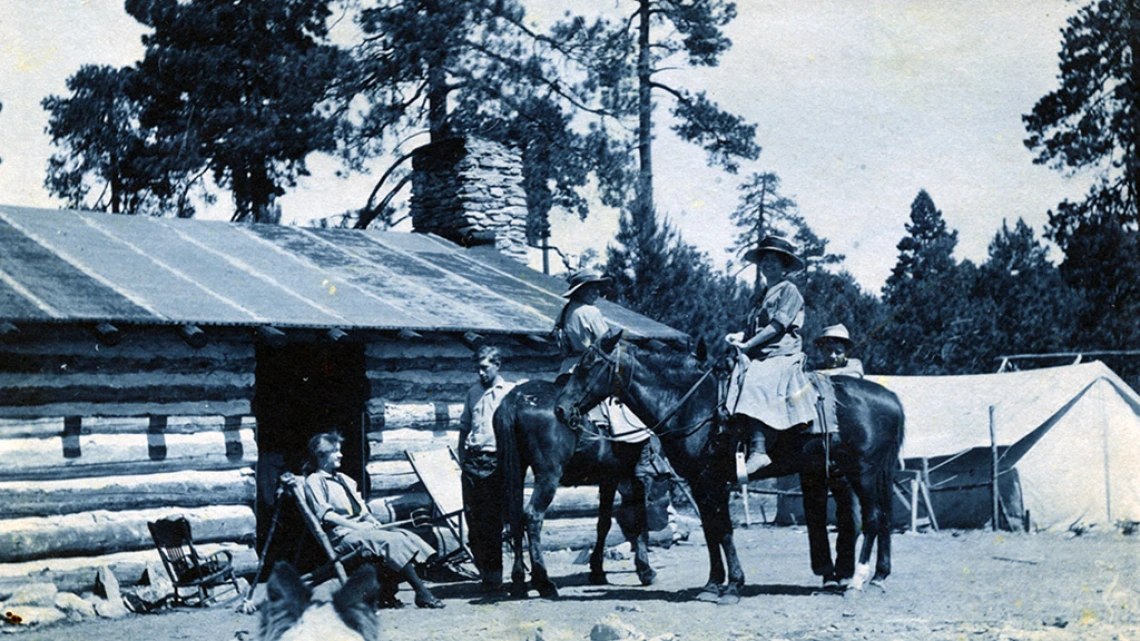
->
xmin=253 ymin=342 xmax=369 ymax=558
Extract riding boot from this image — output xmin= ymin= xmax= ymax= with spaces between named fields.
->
xmin=744 ymin=425 xmax=772 ymax=476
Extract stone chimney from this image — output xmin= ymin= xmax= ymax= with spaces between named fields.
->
xmin=410 ymin=138 xmax=529 ymax=263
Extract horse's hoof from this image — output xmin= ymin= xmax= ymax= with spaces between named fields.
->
xmin=695 ymin=585 xmax=720 ymax=603
xmin=638 ymin=569 xmax=657 ymax=586
xmin=822 ymin=575 xmax=842 ymax=590
xmin=868 ymin=578 xmax=887 ymax=592
xmin=588 ymin=572 xmax=609 ymax=586
xmin=717 ymin=584 xmax=741 ymax=606
xmin=509 ymin=582 xmax=529 ymax=599
xmin=536 ymin=582 xmax=559 ymax=599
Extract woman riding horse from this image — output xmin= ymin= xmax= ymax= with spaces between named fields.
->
xmin=554 ymin=331 xmax=904 ymax=604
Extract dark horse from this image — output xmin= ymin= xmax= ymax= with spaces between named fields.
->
xmin=493 ymin=379 xmax=657 ymax=598
xmin=554 ymin=330 xmax=905 ymax=605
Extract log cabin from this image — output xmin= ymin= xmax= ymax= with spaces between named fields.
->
xmin=0 ymin=138 xmax=687 ymax=592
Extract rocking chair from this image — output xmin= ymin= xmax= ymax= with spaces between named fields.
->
xmin=147 ymin=516 xmax=242 ymax=606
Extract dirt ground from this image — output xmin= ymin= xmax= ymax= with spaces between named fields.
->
xmin=8 ymin=519 xmax=1138 ymax=641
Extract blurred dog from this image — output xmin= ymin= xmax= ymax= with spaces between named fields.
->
xmin=259 ymin=563 xmax=380 ymax=641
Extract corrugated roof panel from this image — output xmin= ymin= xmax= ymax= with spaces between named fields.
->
xmin=0 ymin=206 xmax=688 ymax=340
xmin=244 ymin=225 xmax=501 ymax=329
xmin=422 ymin=252 xmax=564 ymax=321
xmin=332 ymin=231 xmax=555 ymax=331
xmin=86 ymin=214 xmax=341 ymax=327
xmin=0 ymin=211 xmax=157 ymax=320
xmin=2 ymin=208 xmax=255 ymax=324
xmin=160 ymin=219 xmax=424 ymax=329
xmin=0 ymin=278 xmax=54 ymax=320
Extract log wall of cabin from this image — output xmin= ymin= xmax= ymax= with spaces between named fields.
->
xmin=0 ymin=325 xmax=258 ymax=587
xmin=0 ymin=327 xmax=618 ymax=588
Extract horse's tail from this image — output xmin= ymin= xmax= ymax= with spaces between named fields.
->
xmin=494 ymin=392 xmax=524 ymax=541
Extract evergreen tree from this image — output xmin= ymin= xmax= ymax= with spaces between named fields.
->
xmin=1023 ymin=0 xmax=1137 ymax=246
xmin=973 ymin=218 xmax=1081 ymax=363
xmin=729 ymin=172 xmax=798 ymax=289
xmin=125 ymin=0 xmax=346 ymax=222
xmin=1024 ymin=0 xmax=1140 ymax=357
xmin=561 ymin=0 xmax=760 ymax=225
xmin=879 ymin=190 xmax=971 ymax=374
xmin=606 ymin=209 xmax=749 ymax=349
xmin=42 ymin=65 xmax=189 ymax=215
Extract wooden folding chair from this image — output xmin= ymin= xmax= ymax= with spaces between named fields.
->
xmin=278 ymin=473 xmax=365 ymax=586
xmin=405 ymin=447 xmax=474 ymax=566
xmin=147 ymin=516 xmax=242 ymax=606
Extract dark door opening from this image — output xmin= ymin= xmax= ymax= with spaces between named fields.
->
xmin=253 ymin=341 xmax=369 ymax=569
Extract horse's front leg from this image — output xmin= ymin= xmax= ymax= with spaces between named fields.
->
xmin=590 ymin=480 xmax=618 ymax=585
xmin=629 ymin=474 xmax=656 ymax=586
xmin=799 ymin=472 xmax=838 ymax=586
xmin=524 ymin=473 xmax=560 ymax=598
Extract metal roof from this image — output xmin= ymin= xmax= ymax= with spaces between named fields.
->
xmin=0 ymin=205 xmax=685 ymax=339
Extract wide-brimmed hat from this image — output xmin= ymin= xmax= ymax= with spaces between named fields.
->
xmin=814 ymin=324 xmax=854 ymax=347
xmin=562 ymin=268 xmax=612 ymax=298
xmin=742 ymin=236 xmax=805 ymax=271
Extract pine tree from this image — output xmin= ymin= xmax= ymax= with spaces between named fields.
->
xmin=1023 ymin=0 xmax=1140 ymax=359
xmin=879 ymin=190 xmax=971 ymax=374
xmin=125 ymin=0 xmax=346 ymax=222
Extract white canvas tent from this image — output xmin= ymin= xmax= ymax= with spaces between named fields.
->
xmin=871 ymin=361 xmax=1140 ymax=531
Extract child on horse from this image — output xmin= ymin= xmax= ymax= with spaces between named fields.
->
xmin=725 ymin=236 xmax=816 ymax=477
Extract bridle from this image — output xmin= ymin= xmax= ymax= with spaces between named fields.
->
xmin=568 ymin=340 xmax=717 ymax=441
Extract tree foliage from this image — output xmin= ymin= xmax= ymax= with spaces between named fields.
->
xmin=124 ymin=0 xmax=346 ymax=222
xmin=42 ymin=65 xmax=188 ymax=215
xmin=342 ymin=0 xmax=610 ymax=239
xmin=877 ymin=190 xmax=976 ymax=374
xmin=1022 ymin=0 xmax=1139 ymax=374
xmin=1023 ymin=0 xmax=1138 ymax=246
xmin=972 ymin=219 xmax=1081 ymax=362
xmin=560 ymin=0 xmax=760 ymax=224
xmin=606 ymin=208 xmax=749 ymax=349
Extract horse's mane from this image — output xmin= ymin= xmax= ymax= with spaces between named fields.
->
xmin=626 ymin=342 xmax=707 ymax=390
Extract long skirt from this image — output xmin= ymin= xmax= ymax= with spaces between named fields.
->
xmin=726 ymin=352 xmax=816 ymax=430
xmin=332 ymin=525 xmax=436 ymax=572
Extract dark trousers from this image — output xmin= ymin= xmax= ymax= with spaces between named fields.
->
xmin=460 ymin=450 xmax=503 ymax=582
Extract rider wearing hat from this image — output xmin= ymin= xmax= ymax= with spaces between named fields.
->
xmin=725 ymin=236 xmax=816 ymax=476
xmin=814 ymin=324 xmax=864 ymax=377
xmin=555 ymin=268 xmax=652 ymax=441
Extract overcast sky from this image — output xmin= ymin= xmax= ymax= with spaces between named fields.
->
xmin=0 ymin=0 xmax=1091 ymax=292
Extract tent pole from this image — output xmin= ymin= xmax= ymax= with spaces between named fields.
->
xmin=989 ymin=406 xmax=999 ymax=532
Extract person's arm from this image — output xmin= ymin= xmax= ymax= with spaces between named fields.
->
xmin=734 ymin=322 xmax=783 ymax=351
xmin=457 ymin=387 xmax=475 ymax=463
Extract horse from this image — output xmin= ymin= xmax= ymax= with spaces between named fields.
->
xmin=258 ymin=562 xmax=379 ymax=641
xmin=494 ymin=379 xmax=658 ymax=598
xmin=553 ymin=330 xmax=905 ymax=605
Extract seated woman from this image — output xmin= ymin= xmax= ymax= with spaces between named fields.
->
xmin=303 ymin=432 xmax=445 ymax=609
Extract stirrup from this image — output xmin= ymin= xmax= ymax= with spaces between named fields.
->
xmin=735 ymin=450 xmax=748 ymax=486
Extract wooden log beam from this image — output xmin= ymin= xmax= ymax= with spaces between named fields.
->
xmin=0 ymin=544 xmax=257 ymax=594
xmin=0 ymin=400 xmax=253 ymax=420
xmin=0 ymin=469 xmax=255 ymax=518
xmin=0 ymin=415 xmax=256 ymax=439
xmin=0 ymin=505 xmax=255 ymax=563
xmin=0 ymin=430 xmax=257 ymax=480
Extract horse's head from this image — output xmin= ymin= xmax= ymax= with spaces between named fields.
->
xmin=259 ymin=562 xmax=380 ymax=641
xmin=554 ymin=328 xmax=626 ymax=428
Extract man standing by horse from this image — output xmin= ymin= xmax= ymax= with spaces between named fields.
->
xmin=458 ymin=345 xmax=515 ymax=593
xmin=814 ymin=324 xmax=864 ymax=378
